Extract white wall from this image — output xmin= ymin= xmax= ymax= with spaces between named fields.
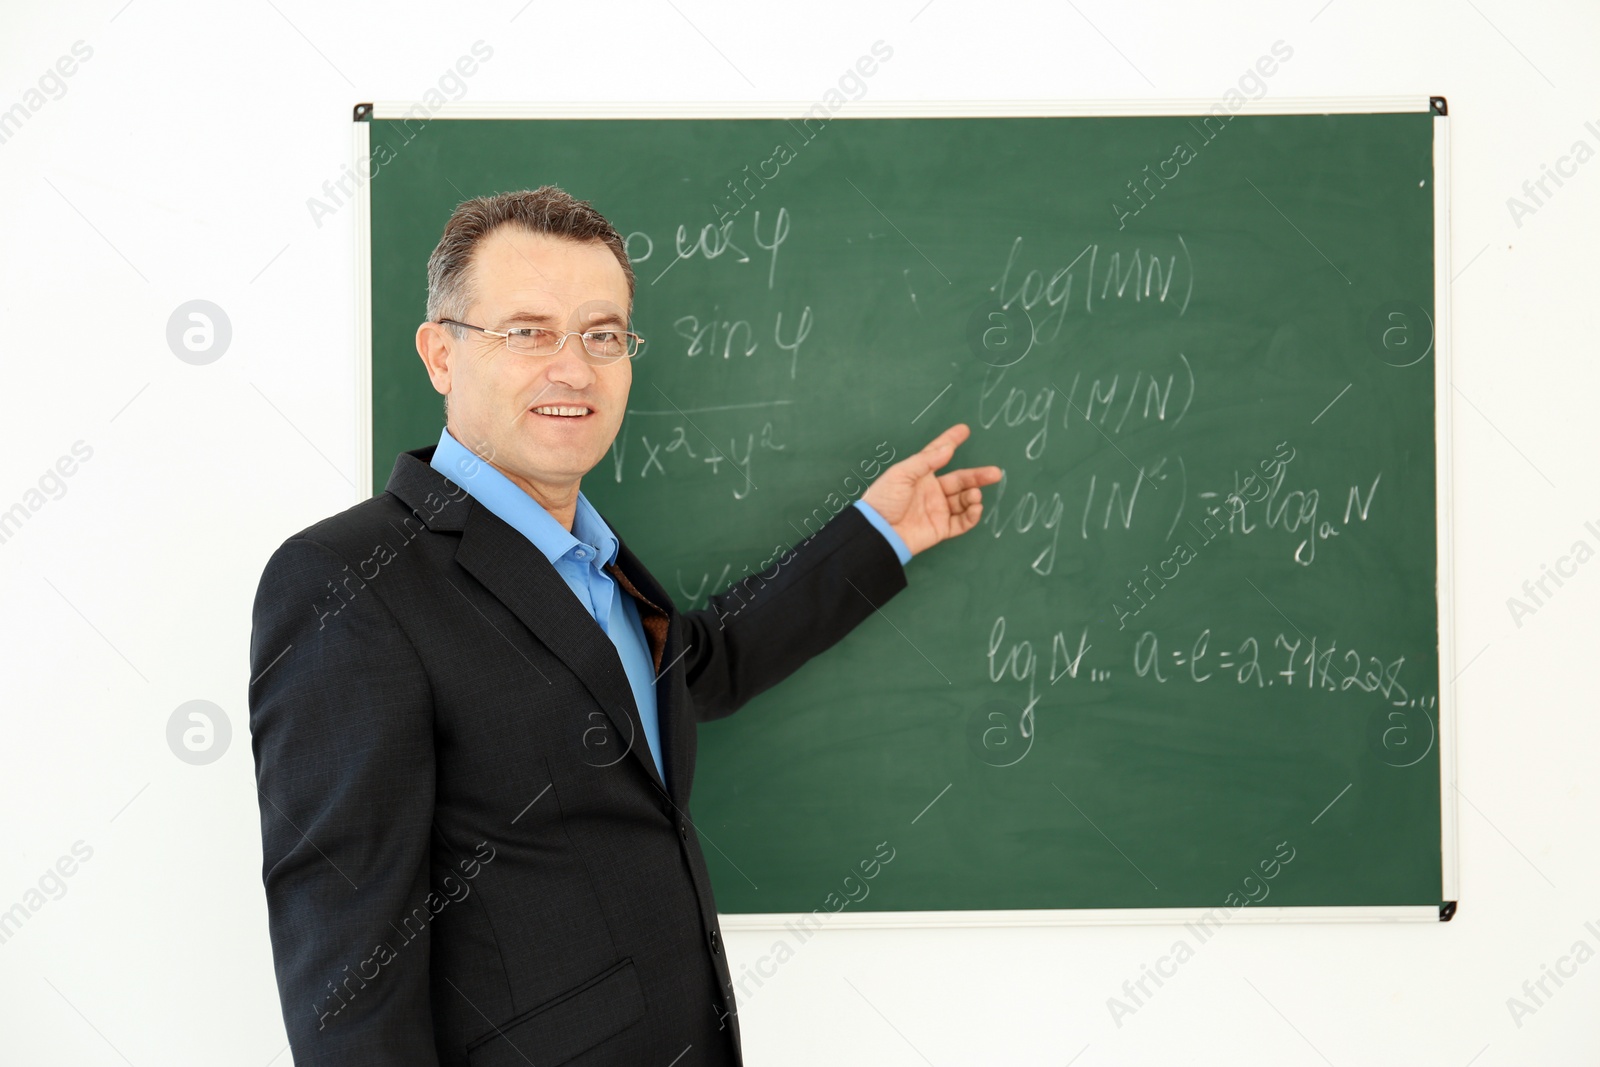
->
xmin=1 ymin=1 xmax=1595 ymax=1063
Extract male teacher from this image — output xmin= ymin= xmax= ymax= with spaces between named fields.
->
xmin=248 ymin=186 xmax=1001 ymax=1066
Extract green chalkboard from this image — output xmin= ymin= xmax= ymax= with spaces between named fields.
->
xmin=364 ymin=106 xmax=1450 ymax=918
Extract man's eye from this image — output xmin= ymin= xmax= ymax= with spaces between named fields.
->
xmin=586 ymin=331 xmax=618 ymax=343
xmin=506 ymin=329 xmax=558 ymax=351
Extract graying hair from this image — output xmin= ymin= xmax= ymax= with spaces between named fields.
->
xmin=424 ymin=185 xmax=635 ymax=336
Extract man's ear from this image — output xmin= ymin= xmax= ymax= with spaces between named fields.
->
xmin=416 ymin=321 xmax=453 ymax=398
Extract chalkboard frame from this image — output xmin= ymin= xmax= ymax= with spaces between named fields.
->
xmin=351 ymin=96 xmax=1457 ymax=926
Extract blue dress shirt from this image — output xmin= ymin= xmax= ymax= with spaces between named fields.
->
xmin=429 ymin=427 xmax=912 ymax=788
xmin=853 ymin=497 xmax=913 ymax=567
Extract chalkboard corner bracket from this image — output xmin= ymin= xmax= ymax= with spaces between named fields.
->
xmin=1439 ymin=900 xmax=1458 ymax=921
xmin=354 ymin=102 xmax=374 ymax=123
xmin=1429 ymin=96 xmax=1448 ymax=116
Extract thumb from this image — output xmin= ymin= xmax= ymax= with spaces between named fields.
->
xmin=906 ymin=426 xmax=963 ymax=478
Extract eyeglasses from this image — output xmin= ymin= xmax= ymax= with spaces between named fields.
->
xmin=438 ymin=319 xmax=645 ymax=364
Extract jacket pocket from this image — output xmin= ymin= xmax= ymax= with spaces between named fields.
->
xmin=465 ymin=957 xmax=645 ymax=1066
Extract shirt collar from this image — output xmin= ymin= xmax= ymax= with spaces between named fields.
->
xmin=429 ymin=426 xmax=619 ymax=570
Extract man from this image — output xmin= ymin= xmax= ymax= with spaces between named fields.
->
xmin=248 ymin=186 xmax=1001 ymax=1066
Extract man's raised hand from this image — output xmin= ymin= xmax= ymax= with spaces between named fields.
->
xmin=860 ymin=423 xmax=1003 ymax=558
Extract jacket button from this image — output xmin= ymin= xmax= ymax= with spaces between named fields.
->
xmin=709 ymin=929 xmax=721 ymax=954
xmin=680 ymin=823 xmax=689 ymax=841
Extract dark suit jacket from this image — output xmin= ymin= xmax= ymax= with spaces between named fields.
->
xmin=248 ymin=445 xmax=907 ymax=1066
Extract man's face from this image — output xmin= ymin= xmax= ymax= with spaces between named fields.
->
xmin=422 ymin=226 xmax=633 ymax=499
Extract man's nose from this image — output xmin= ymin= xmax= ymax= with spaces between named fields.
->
xmin=545 ymin=338 xmax=596 ymax=384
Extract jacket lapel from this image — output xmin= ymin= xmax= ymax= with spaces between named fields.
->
xmin=610 ymin=530 xmax=696 ymax=810
xmin=387 ymin=447 xmax=669 ymax=797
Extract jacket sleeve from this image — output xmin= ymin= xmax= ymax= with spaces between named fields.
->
xmin=680 ymin=502 xmax=908 ymax=723
xmin=247 ymin=536 xmax=441 ymax=1066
